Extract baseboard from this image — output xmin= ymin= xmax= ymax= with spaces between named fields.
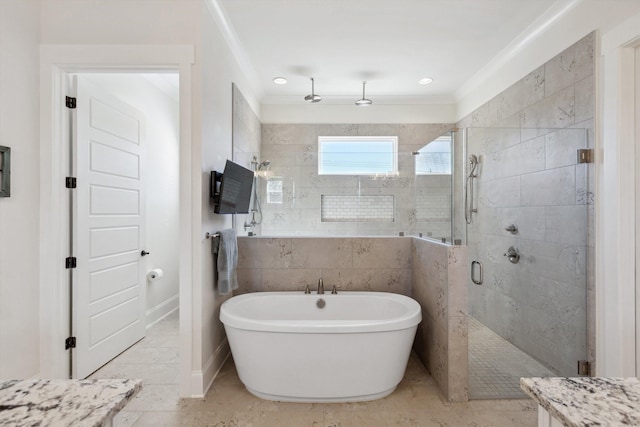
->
xmin=145 ymin=294 xmax=179 ymax=329
xmin=203 ymin=338 xmax=231 ymax=396
xmin=190 ymin=370 xmax=205 ymax=398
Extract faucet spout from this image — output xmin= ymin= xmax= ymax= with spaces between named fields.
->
xmin=317 ymin=278 xmax=324 ymax=294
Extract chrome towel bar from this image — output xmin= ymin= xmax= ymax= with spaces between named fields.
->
xmin=206 ymin=232 xmax=221 ymax=254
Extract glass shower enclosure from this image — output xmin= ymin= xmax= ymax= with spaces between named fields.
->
xmin=459 ymin=126 xmax=591 ymax=399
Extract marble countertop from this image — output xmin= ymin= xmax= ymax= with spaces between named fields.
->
xmin=521 ymin=377 xmax=640 ymax=426
xmin=0 ymin=378 xmax=141 ymax=427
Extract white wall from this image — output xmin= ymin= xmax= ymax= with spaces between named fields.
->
xmin=261 ymin=103 xmax=456 ymax=124
xmin=80 ymin=74 xmax=180 ymax=326
xmin=199 ymin=0 xmax=261 ymax=394
xmin=37 ymin=0 xmax=260 ymax=397
xmin=598 ymin=10 xmax=640 ymax=377
xmin=0 ymin=0 xmax=41 ymax=379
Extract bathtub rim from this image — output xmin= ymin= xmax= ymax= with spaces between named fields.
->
xmin=220 ymin=291 xmax=422 ymax=334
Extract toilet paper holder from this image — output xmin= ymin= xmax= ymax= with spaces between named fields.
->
xmin=147 ymin=268 xmax=164 ymax=281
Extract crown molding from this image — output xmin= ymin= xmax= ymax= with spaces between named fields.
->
xmin=204 ymin=0 xmax=265 ymax=101
xmin=454 ymin=0 xmax=584 ymax=120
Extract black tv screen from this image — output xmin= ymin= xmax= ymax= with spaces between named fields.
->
xmin=211 ymin=160 xmax=254 ymax=214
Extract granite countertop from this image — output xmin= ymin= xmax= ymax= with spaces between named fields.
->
xmin=0 ymin=378 xmax=142 ymax=427
xmin=521 ymin=377 xmax=640 ymax=426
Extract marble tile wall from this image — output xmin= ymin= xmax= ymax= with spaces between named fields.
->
xmin=259 ymin=123 xmax=454 ymax=238
xmin=412 ymin=237 xmax=469 ymax=402
xmin=456 ymin=33 xmax=594 ymax=376
xmin=236 ymin=236 xmax=469 ymax=402
xmin=236 ymin=236 xmax=413 ymax=295
xmin=231 ymin=83 xmax=262 ymax=235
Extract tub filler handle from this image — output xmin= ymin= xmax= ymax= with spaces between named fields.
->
xmin=471 ymin=260 xmax=483 ymax=285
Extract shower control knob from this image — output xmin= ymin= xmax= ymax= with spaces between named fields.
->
xmin=503 ymin=247 xmax=520 ymax=264
xmin=505 ymin=224 xmax=518 ymax=234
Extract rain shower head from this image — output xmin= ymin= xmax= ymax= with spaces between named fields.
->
xmin=304 ymin=77 xmax=322 ymax=103
xmin=258 ymin=160 xmax=270 ymax=170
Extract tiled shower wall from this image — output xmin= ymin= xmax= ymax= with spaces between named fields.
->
xmin=412 ymin=238 xmax=469 ymax=402
xmin=231 ymin=83 xmax=262 ymax=235
xmin=457 ymin=33 xmax=594 ymax=375
xmin=235 ymin=236 xmax=469 ymax=402
xmin=259 ymin=123 xmax=453 ymax=237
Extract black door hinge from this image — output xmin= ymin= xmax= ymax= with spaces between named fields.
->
xmin=65 ymin=336 xmax=76 ymax=350
xmin=577 ymin=360 xmax=591 ymax=376
xmin=65 ymin=177 xmax=77 ymax=189
xmin=65 ymin=96 xmax=76 ymax=109
xmin=65 ymin=257 xmax=77 ymax=269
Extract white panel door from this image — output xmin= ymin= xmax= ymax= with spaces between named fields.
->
xmin=74 ymin=77 xmax=146 ymax=378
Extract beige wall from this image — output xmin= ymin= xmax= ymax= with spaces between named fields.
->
xmin=236 ymin=237 xmax=412 ymax=295
xmin=236 ymin=236 xmax=468 ymax=401
xmin=412 ymin=238 xmax=468 ymax=402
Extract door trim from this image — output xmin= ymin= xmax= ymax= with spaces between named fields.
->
xmin=39 ymin=45 xmax=196 ymax=396
xmin=599 ymin=21 xmax=640 ymax=376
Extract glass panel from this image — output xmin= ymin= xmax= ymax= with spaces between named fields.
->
xmin=462 ymin=127 xmax=589 ymax=399
xmin=412 ymin=131 xmax=454 ymax=242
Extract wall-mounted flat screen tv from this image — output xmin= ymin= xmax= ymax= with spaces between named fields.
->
xmin=211 ymin=160 xmax=254 ymax=214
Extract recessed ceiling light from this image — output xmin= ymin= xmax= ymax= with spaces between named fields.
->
xmin=419 ymin=77 xmax=433 ymax=85
xmin=272 ymin=77 xmax=287 ymax=85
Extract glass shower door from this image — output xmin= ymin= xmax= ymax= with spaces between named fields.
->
xmin=463 ymin=126 xmax=590 ymax=399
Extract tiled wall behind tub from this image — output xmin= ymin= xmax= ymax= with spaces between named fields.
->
xmin=457 ymin=32 xmax=595 ymax=376
xmin=235 ymin=235 xmax=470 ymax=402
xmin=412 ymin=237 xmax=469 ymax=402
xmin=235 ymin=236 xmax=412 ymax=295
xmin=259 ymin=123 xmax=454 ymax=236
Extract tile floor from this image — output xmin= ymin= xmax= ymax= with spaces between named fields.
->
xmin=90 ymin=311 xmax=538 ymax=426
xmin=468 ymin=317 xmax=556 ymax=399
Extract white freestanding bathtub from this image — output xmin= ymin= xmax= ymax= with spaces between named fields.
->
xmin=219 ymin=291 xmax=422 ymax=403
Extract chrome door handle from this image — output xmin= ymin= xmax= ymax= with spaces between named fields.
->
xmin=471 ymin=260 xmax=483 ymax=285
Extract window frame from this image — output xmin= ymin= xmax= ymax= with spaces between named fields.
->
xmin=317 ymin=136 xmax=399 ymax=176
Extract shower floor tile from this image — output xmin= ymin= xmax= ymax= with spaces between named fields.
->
xmin=469 ymin=317 xmax=556 ymax=400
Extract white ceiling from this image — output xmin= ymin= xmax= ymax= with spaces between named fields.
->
xmin=218 ymin=0 xmax=561 ymax=105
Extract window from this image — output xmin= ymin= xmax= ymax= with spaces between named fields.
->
xmin=415 ymin=135 xmax=451 ymax=175
xmin=318 ymin=136 xmax=398 ymax=175
xmin=266 ymin=177 xmax=283 ymax=204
